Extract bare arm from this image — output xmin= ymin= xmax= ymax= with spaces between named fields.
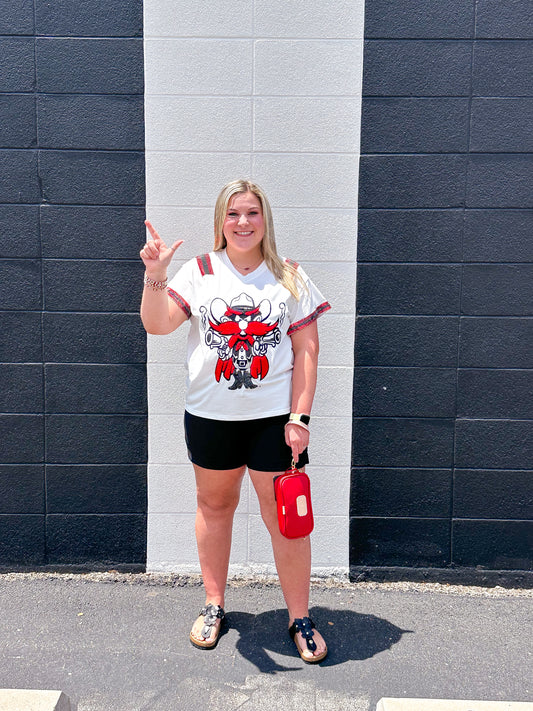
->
xmin=285 ymin=320 xmax=319 ymax=462
xmin=140 ymin=220 xmax=188 ymax=335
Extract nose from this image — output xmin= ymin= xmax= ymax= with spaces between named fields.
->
xmin=237 ymin=214 xmax=248 ymax=226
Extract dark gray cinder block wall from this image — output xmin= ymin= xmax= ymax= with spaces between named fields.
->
xmin=0 ymin=0 xmax=147 ymax=568
xmin=353 ymin=0 xmax=533 ymax=582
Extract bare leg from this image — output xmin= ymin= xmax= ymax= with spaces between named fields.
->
xmin=248 ymin=468 xmax=327 ymax=660
xmin=190 ymin=463 xmax=246 ymax=644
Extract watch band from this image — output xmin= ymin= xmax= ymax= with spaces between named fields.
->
xmin=288 ymin=413 xmax=311 ymax=426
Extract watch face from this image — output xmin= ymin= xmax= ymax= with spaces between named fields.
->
xmin=300 ymin=414 xmax=310 ymax=425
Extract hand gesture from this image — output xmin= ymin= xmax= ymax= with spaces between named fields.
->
xmin=140 ymin=220 xmax=183 ymax=276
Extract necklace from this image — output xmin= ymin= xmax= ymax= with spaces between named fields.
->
xmin=229 ymin=254 xmax=263 ymax=275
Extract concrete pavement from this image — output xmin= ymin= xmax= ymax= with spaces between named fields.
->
xmin=0 ymin=573 xmax=531 ymax=711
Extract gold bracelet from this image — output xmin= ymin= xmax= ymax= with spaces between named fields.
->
xmin=144 ymin=274 xmax=168 ymax=291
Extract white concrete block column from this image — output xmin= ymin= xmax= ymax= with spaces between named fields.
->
xmin=144 ymin=0 xmax=365 ymax=575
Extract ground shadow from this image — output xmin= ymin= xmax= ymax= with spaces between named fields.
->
xmin=228 ymin=606 xmax=411 ymax=673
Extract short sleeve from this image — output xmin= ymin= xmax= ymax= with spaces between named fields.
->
xmin=166 ymin=259 xmax=196 ymax=319
xmin=287 ymin=264 xmax=331 ymax=335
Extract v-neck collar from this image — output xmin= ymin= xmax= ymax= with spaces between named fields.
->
xmin=220 ymin=249 xmax=267 ymax=281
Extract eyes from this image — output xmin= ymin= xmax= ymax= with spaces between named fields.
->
xmin=226 ymin=210 xmax=259 ymax=218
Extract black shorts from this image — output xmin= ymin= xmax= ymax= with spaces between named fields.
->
xmin=184 ymin=411 xmax=309 ymax=472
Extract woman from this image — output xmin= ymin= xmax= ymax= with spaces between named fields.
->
xmin=140 ymin=179 xmax=330 ymax=662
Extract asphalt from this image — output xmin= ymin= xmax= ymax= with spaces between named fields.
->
xmin=0 ymin=573 xmax=531 ymax=711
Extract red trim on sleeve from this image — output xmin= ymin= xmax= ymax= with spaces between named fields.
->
xmin=285 ymin=257 xmax=299 ymax=270
xmin=167 ymin=288 xmax=191 ymax=318
xmin=196 ymin=253 xmax=214 ymax=276
xmin=287 ymin=301 xmax=331 ymax=335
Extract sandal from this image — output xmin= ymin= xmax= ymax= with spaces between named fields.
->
xmin=189 ymin=603 xmax=225 ymax=649
xmin=289 ymin=616 xmax=328 ymax=663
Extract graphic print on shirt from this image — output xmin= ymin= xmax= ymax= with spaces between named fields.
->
xmin=200 ymin=293 xmax=286 ymax=390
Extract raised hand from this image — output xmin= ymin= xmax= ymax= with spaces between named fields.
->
xmin=140 ymin=220 xmax=183 ymax=276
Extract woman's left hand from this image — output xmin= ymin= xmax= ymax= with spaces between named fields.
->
xmin=285 ymin=423 xmax=309 ymax=463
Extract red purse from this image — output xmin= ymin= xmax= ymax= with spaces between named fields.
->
xmin=273 ymin=463 xmax=314 ymax=539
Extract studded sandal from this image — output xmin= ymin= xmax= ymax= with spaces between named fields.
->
xmin=289 ymin=616 xmax=328 ymax=663
xmin=189 ymin=603 xmax=225 ymax=649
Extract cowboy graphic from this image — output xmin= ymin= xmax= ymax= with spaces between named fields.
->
xmin=200 ymin=293 xmax=285 ymax=390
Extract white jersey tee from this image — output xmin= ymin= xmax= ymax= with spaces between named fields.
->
xmin=167 ymin=249 xmax=331 ymax=421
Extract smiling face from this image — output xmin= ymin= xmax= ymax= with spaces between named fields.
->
xmin=222 ymin=192 xmax=265 ymax=261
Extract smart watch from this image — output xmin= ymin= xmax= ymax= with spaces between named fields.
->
xmin=288 ymin=413 xmax=311 ymax=425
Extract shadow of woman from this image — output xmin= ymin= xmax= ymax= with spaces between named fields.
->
xmin=227 ymin=606 xmax=411 ymax=673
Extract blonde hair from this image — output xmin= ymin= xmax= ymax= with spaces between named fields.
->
xmin=213 ymin=179 xmax=303 ymax=300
